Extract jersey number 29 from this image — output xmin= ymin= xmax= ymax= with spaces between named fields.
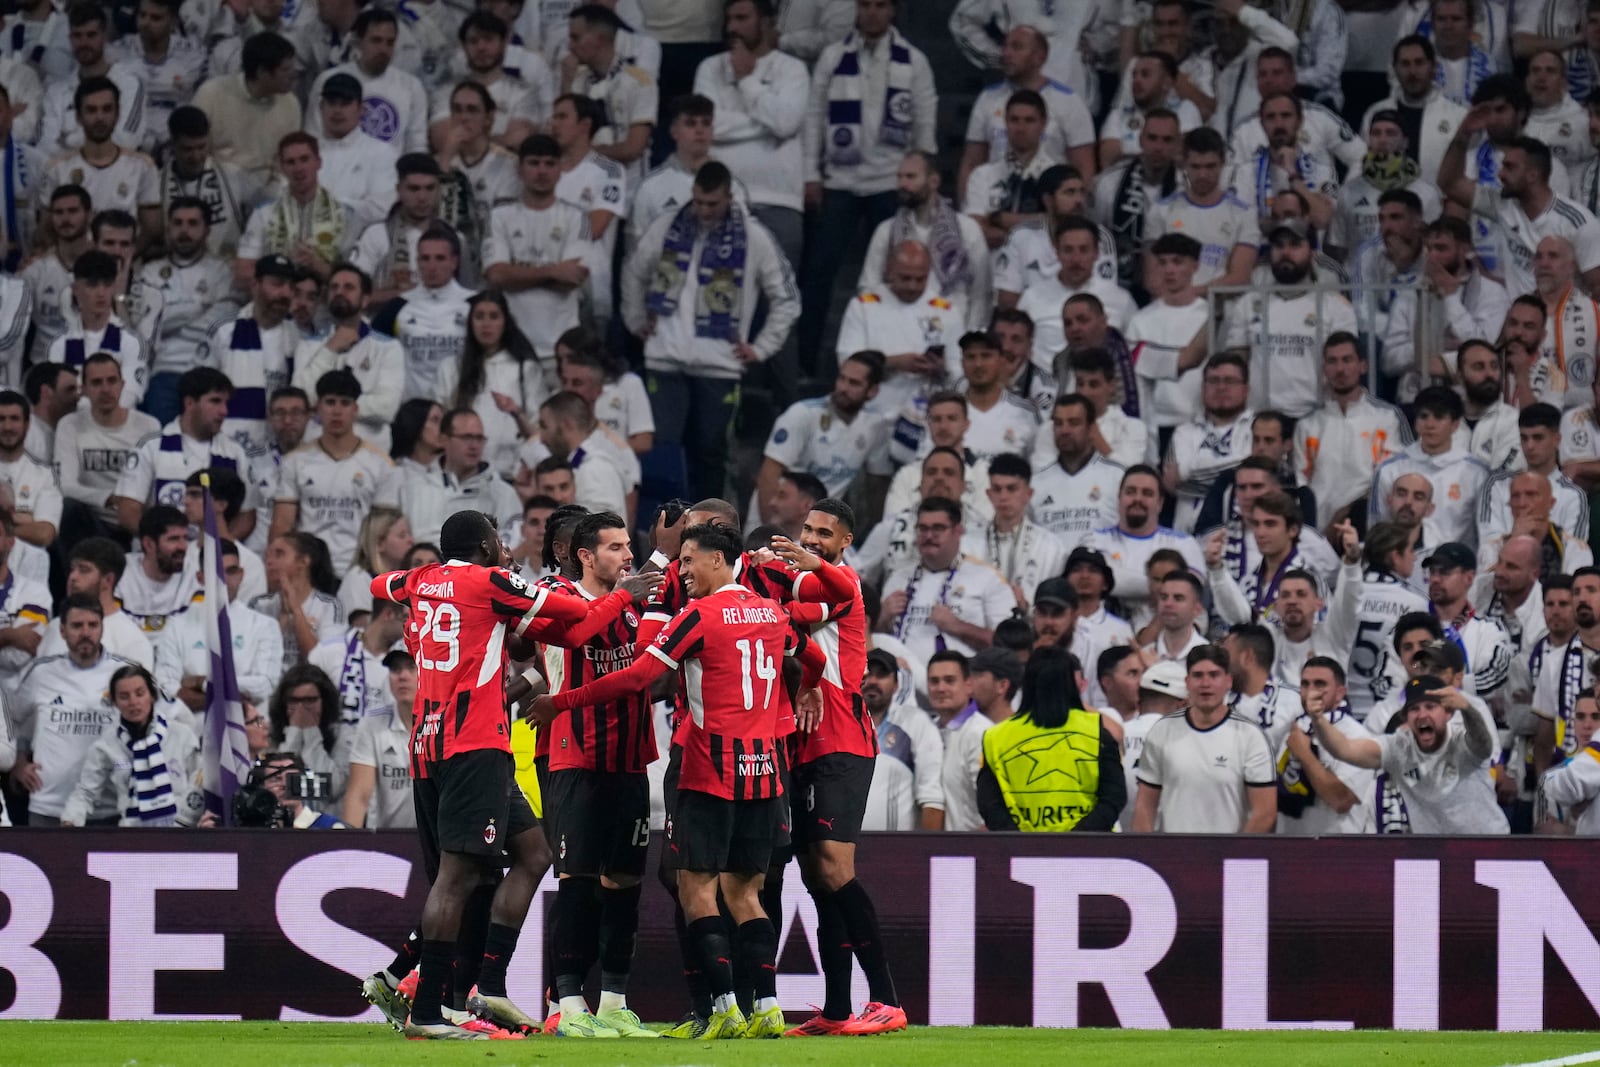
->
xmin=416 ymin=600 xmax=461 ymax=672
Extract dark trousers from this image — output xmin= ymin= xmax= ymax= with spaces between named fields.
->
xmin=798 ymin=188 xmax=897 ymax=379
xmin=648 ymin=369 xmax=741 ymax=503
xmin=141 ymin=372 xmax=183 ymax=427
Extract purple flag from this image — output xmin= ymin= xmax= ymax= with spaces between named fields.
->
xmin=200 ymin=476 xmax=252 ymax=824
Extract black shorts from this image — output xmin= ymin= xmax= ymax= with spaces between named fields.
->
xmin=413 ymin=749 xmax=538 ymax=883
xmin=790 ymin=753 xmax=874 ymax=848
xmin=545 ymin=769 xmax=650 ymax=879
xmin=670 ymin=789 xmax=784 ymax=876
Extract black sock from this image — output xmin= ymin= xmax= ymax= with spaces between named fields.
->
xmin=760 ymin=858 xmax=786 ymax=927
xmin=411 ymin=939 xmax=453 ymax=1024
xmin=835 ymin=879 xmax=896 ymax=1006
xmin=672 ymin=892 xmax=713 ymax=1018
xmin=552 ymin=878 xmax=600 ymax=1000
xmin=454 ymin=884 xmax=495 ymax=1006
xmin=813 ymin=889 xmax=854 ymax=1020
xmin=689 ymin=915 xmax=734 ymax=1001
xmin=475 ymin=921 xmax=521 ymax=999
xmin=735 ymin=918 xmax=778 ymax=1001
xmin=386 ymin=929 xmax=420 ymax=983
xmin=725 ymin=897 xmax=752 ymax=1016
xmin=597 ymin=883 xmax=642 ymax=983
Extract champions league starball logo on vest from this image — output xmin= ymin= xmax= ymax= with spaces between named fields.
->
xmin=361 ymin=97 xmax=402 ymax=143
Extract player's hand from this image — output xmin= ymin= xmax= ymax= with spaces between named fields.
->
xmin=748 ymin=546 xmax=779 ymax=566
xmin=620 ymin=571 xmax=665 ymax=605
xmin=770 ymin=536 xmax=821 ymax=571
xmin=652 ymin=505 xmax=687 ymax=558
xmin=525 ymin=694 xmax=558 ymax=727
xmin=1332 ymin=519 xmax=1361 ymax=564
xmin=795 ymin=687 xmax=823 ymax=732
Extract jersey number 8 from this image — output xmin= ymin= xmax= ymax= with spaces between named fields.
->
xmin=736 ymin=638 xmax=778 ymax=711
xmin=416 ymin=600 xmax=461 ymax=672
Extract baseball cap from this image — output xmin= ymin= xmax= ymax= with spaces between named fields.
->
xmin=1422 ymin=542 xmax=1476 ymax=571
xmin=970 ymin=647 xmax=1023 ymax=692
xmin=1034 ymin=577 xmax=1076 ymax=609
xmin=1413 ymin=639 xmax=1465 ymax=675
xmin=1401 ymin=675 xmax=1448 ymax=710
xmin=1065 ymin=546 xmax=1115 ymax=595
xmin=255 ymin=254 xmax=295 ymax=281
xmin=865 ymin=648 xmax=898 ymax=675
xmin=1139 ymin=659 xmax=1187 ymax=700
xmin=1268 ymin=216 xmax=1310 ymax=243
xmin=320 ymin=72 xmax=363 ymax=102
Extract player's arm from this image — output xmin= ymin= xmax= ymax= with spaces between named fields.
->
xmin=370 ymin=570 xmax=411 ymax=604
xmin=490 ymin=569 xmax=590 ymax=635
xmin=525 ymin=574 xmax=663 ymax=645
xmin=771 ymin=537 xmax=860 ymax=604
xmin=543 ymin=650 xmax=671 ymax=719
xmin=790 ymin=627 xmax=826 ymax=690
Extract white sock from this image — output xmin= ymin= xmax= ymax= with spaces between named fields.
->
xmin=713 ymin=993 xmax=737 ymax=1015
xmin=597 ymin=990 xmax=627 ymax=1015
xmin=381 ymin=969 xmax=403 ymax=988
xmin=559 ymin=995 xmax=590 ymax=1018
xmin=547 ymin=997 xmax=559 ymax=1017
xmin=755 ymin=997 xmax=779 ymax=1013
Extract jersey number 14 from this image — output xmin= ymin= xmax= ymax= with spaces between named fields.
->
xmin=736 ymin=638 xmax=778 ymax=711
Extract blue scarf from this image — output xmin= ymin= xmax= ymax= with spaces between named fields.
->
xmin=120 ymin=714 xmax=179 ymax=825
xmin=63 ymin=322 xmax=121 ymax=370
xmin=646 ymin=203 xmax=747 ymax=341
xmin=1254 ymin=146 xmax=1312 ymax=219
xmin=224 ymin=317 xmax=271 ymax=421
xmin=825 ymin=29 xmax=914 ymax=167
xmin=1435 ymin=43 xmax=1492 ymax=104
xmin=154 ymin=428 xmax=238 ymax=508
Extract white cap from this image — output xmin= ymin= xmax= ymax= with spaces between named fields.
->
xmin=1139 ymin=659 xmax=1188 ymax=700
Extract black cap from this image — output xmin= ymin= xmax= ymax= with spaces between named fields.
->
xmin=1034 ymin=577 xmax=1076 ymax=609
xmin=865 ymin=648 xmax=898 ymax=675
xmin=254 ymin=254 xmax=295 ymax=280
xmin=1269 ymin=216 xmax=1311 ymax=242
xmin=320 ymin=72 xmax=363 ymax=102
xmin=970 ymin=647 xmax=1023 ymax=692
xmin=1413 ymin=639 xmax=1465 ymax=675
xmin=1422 ymin=542 xmax=1476 ymax=571
xmin=1402 ymin=675 xmax=1448 ymax=710
xmin=1065 ymin=546 xmax=1115 ymax=594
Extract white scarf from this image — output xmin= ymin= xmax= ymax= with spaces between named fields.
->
xmin=120 ymin=714 xmax=178 ymax=825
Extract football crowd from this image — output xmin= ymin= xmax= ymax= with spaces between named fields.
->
xmin=6 ymin=0 xmax=1600 ymax=1039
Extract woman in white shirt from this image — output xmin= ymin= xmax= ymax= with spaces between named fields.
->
xmin=435 ymin=289 xmax=544 ymax=478
xmin=336 ymin=508 xmax=414 ymax=622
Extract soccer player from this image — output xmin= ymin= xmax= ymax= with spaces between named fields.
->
xmin=531 ymin=522 xmax=827 ymax=1040
xmin=772 ymin=502 xmax=907 ymax=1037
xmin=370 ymin=509 xmax=590 ymax=1040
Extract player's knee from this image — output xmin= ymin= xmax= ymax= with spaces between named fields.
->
xmin=815 ymin=845 xmax=855 ymax=892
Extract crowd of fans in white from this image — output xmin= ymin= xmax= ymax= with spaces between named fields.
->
xmin=4 ymin=0 xmax=1600 ymax=837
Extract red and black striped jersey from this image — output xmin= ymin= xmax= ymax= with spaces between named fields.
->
xmin=647 ymin=584 xmax=815 ymax=801
xmin=530 ymin=574 xmax=579 ymax=761
xmin=544 ymin=582 xmax=655 ymax=774
xmin=788 ymin=565 xmax=879 ymax=764
xmin=372 ymin=562 xmax=587 ymax=777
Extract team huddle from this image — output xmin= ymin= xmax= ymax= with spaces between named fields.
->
xmin=357 ymin=500 xmax=903 ymax=1041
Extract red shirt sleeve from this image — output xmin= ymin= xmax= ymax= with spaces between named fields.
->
xmin=371 ymin=570 xmax=408 ymax=603
xmin=787 ymin=627 xmax=826 ymax=690
xmin=531 ymin=588 xmax=633 ymax=645
xmin=793 ymin=559 xmax=857 ymax=605
xmin=551 ymin=652 xmax=669 ymax=711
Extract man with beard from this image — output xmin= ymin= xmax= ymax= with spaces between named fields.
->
xmin=860 ymin=152 xmax=991 ymax=330
xmin=836 ymin=241 xmax=964 ymax=426
xmin=1278 ymin=657 xmax=1377 ymax=834
xmin=204 ymin=254 xmax=301 ymax=457
xmin=1054 ymin=345 xmax=1146 ymax=468
xmin=994 ymin=165 xmax=1119 ymax=311
xmin=1230 ymin=93 xmax=1337 ymax=224
xmin=1373 ymin=386 xmax=1490 ymax=549
xmin=1084 ymin=465 xmax=1204 ymax=623
xmin=113 ymin=505 xmax=196 ymax=632
xmin=960 ymin=25 xmax=1095 ymax=196
xmin=113 ymin=367 xmax=253 ymax=532
xmin=1091 ymin=110 xmax=1181 ymax=297
xmin=1311 ymin=673 xmax=1508 ymax=833
xmin=1532 ymin=567 xmax=1600 ymax=782
xmin=1380 ymin=472 xmax=1439 ymax=554
xmin=1163 ymin=352 xmax=1254 ymax=533
xmin=1294 ymin=332 xmax=1411 ymax=521
xmin=1525 ymin=49 xmax=1592 ymax=168
xmin=774 ymin=509 xmax=907 ymax=1035
xmin=1358 ymin=37 xmax=1466 ymax=185
xmin=1146 ymin=127 xmax=1258 ymax=293
xmin=1030 ymin=393 xmax=1123 ymax=551
xmin=1441 ymin=127 xmax=1597 ymax=298
xmin=1453 ymin=339 xmax=1521 ymax=472
xmin=1329 ymin=111 xmax=1443 ymax=262
xmin=1355 ymin=187 xmax=1427 ymax=353
xmin=1536 ymin=684 xmax=1600 ymax=835
xmin=1422 ymin=542 xmax=1514 ymax=712
xmin=1383 ymin=216 xmax=1508 ymax=403
xmin=1221 ymin=218 xmax=1357 ymax=420
xmin=139 ymin=198 xmax=236 ymax=426
xmin=1481 ymin=404 xmax=1589 ymax=547
xmin=23 ymin=186 xmax=90 ymax=366
xmin=1476 ymin=471 xmax=1595 ymax=577
xmin=0 ymin=392 xmax=60 ymax=548
xmin=1228 ymin=46 xmax=1366 ymax=182
xmin=1223 ymin=621 xmax=1302 ymax=758
xmin=292 ymin=264 xmax=405 ymax=448
xmin=753 ymin=352 xmax=891 ymax=526
xmin=159 ymin=107 xmax=255 ymax=260
xmin=1099 ymin=52 xmax=1202 ymax=170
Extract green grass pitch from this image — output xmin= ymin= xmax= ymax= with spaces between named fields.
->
xmin=4 ymin=1023 xmax=1600 ymax=1067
